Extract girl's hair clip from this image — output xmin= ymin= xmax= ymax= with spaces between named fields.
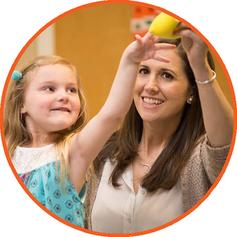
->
xmin=11 ymin=70 xmax=23 ymax=81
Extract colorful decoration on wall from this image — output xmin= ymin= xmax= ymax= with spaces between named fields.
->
xmin=130 ymin=6 xmax=160 ymax=36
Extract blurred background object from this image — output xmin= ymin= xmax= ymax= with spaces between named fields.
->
xmin=15 ymin=2 xmax=233 ymax=119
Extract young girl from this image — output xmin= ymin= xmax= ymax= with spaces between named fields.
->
xmin=3 ymin=33 xmax=174 ymax=227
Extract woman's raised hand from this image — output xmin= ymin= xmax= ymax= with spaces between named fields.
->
xmin=174 ymin=23 xmax=209 ymax=70
xmin=125 ymin=31 xmax=176 ymax=63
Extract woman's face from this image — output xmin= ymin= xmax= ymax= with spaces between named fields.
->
xmin=134 ymin=46 xmax=192 ymax=123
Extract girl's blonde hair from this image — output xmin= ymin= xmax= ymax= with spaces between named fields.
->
xmin=4 ymin=55 xmax=86 ymax=180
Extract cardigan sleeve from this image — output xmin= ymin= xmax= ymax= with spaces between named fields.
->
xmin=201 ymin=135 xmax=230 ymax=184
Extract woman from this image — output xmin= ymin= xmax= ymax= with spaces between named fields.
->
xmin=85 ymin=26 xmax=233 ymax=233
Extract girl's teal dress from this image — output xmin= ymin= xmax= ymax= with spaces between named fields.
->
xmin=12 ymin=144 xmax=86 ymax=227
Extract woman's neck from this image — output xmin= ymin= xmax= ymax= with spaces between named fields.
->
xmin=139 ymin=117 xmax=181 ymax=159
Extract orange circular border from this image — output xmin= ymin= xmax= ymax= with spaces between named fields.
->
xmin=1 ymin=0 xmax=236 ymax=236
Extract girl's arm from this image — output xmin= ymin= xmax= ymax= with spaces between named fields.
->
xmin=177 ymin=27 xmax=233 ymax=147
xmin=69 ymin=33 xmax=175 ymax=191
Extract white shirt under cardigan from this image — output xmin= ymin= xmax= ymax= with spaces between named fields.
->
xmin=91 ymin=160 xmax=183 ymax=233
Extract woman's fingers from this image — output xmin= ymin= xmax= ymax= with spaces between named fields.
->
xmin=143 ymin=31 xmax=153 ymax=41
xmin=176 ymin=28 xmax=194 ymax=39
xmin=154 ymin=43 xmax=176 ymax=50
xmin=174 ymin=22 xmax=191 ymax=34
xmin=134 ymin=32 xmax=177 ymax=62
xmin=173 ymin=23 xmax=197 ymax=42
xmin=174 ymin=25 xmax=203 ymax=44
xmin=134 ymin=34 xmax=143 ymax=46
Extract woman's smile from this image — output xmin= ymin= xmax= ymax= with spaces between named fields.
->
xmin=141 ymin=96 xmax=165 ymax=110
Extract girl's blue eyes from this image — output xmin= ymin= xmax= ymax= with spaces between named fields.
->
xmin=43 ymin=86 xmax=78 ymax=93
xmin=45 ymin=87 xmax=54 ymax=92
xmin=68 ymin=88 xmax=77 ymax=93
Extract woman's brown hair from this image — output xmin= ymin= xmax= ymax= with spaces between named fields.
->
xmin=94 ymin=38 xmax=214 ymax=193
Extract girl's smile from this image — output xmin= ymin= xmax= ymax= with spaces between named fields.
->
xmin=21 ymin=64 xmax=81 ymax=135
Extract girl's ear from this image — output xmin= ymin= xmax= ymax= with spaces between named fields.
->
xmin=21 ymin=105 xmax=26 ymax=114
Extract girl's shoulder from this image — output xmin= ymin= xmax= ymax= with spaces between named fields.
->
xmin=12 ymin=144 xmax=57 ymax=174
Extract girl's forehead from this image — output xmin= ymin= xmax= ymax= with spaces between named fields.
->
xmin=28 ymin=64 xmax=77 ymax=84
xmin=35 ymin=64 xmax=74 ymax=74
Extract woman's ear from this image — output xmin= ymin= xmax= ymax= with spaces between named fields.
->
xmin=187 ymin=87 xmax=194 ymax=104
xmin=187 ymin=95 xmax=193 ymax=104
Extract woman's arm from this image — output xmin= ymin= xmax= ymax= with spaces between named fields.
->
xmin=178 ymin=27 xmax=233 ymax=147
xmin=69 ymin=33 xmax=175 ymax=191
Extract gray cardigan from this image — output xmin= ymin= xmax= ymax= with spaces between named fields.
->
xmin=85 ymin=136 xmax=230 ymax=230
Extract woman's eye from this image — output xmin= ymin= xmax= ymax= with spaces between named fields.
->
xmin=139 ymin=68 xmax=149 ymax=75
xmin=161 ymin=72 xmax=174 ymax=80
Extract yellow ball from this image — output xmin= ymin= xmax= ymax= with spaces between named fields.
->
xmin=149 ymin=12 xmax=180 ymax=39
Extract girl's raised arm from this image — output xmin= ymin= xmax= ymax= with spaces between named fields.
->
xmin=68 ymin=33 xmax=175 ymax=191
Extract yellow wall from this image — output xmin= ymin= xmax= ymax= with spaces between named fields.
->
xmin=16 ymin=42 xmax=37 ymax=70
xmin=55 ymin=3 xmax=133 ymax=118
xmin=55 ymin=3 xmax=233 ymax=119
xmin=15 ymin=2 xmax=233 ymax=119
xmin=213 ymin=54 xmax=232 ymax=104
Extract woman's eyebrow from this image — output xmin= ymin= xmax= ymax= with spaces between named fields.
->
xmin=139 ymin=64 xmax=149 ymax=69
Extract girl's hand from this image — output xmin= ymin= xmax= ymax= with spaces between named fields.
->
xmin=174 ymin=23 xmax=209 ymax=70
xmin=125 ymin=31 xmax=176 ymax=63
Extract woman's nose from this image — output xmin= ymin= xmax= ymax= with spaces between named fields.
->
xmin=144 ymin=78 xmax=159 ymax=94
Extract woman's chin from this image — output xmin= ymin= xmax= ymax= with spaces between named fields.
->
xmin=139 ymin=112 xmax=162 ymax=123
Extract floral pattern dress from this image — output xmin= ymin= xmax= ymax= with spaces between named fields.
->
xmin=12 ymin=144 xmax=86 ymax=227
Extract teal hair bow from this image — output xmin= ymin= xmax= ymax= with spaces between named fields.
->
xmin=11 ymin=70 xmax=22 ymax=81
